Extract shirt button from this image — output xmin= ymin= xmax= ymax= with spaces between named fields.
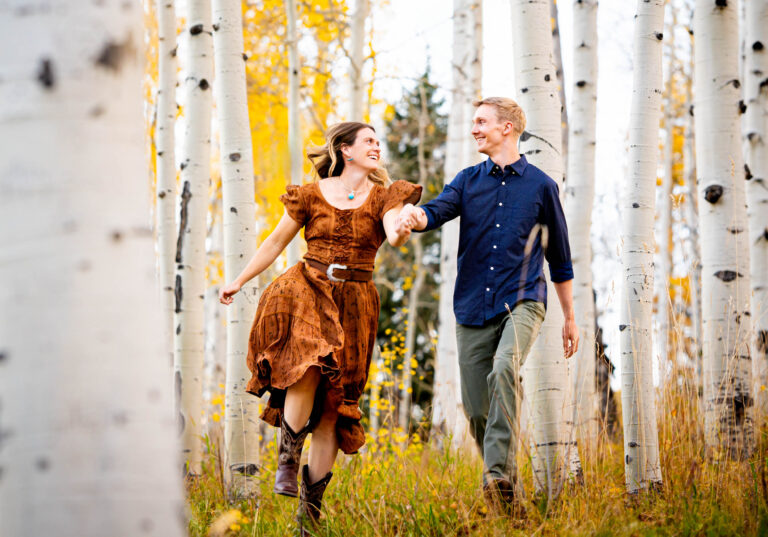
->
xmin=493 ymin=245 xmax=497 ymax=249
xmin=499 ymin=202 xmax=503 ymax=206
xmin=502 ymin=181 xmax=506 ymax=185
xmin=486 ymin=288 xmax=490 ymax=292
xmin=490 ymin=266 xmax=494 ymax=271
xmin=496 ymin=224 xmax=500 ymax=228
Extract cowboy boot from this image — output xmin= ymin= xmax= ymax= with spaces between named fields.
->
xmin=296 ymin=464 xmax=333 ymax=536
xmin=273 ymin=417 xmax=311 ymax=497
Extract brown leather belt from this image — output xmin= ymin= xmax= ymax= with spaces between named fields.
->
xmin=305 ymin=258 xmax=373 ymax=282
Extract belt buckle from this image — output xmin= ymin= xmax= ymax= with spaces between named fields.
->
xmin=326 ymin=263 xmax=347 ymax=282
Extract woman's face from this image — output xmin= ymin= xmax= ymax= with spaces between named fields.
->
xmin=342 ymin=127 xmax=381 ymax=172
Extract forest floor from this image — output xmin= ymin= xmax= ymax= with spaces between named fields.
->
xmin=187 ymin=395 xmax=768 ymax=536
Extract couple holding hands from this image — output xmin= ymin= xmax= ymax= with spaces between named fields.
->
xmin=219 ymin=96 xmax=579 ymax=530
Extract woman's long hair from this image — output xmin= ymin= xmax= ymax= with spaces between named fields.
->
xmin=306 ymin=122 xmax=391 ymax=186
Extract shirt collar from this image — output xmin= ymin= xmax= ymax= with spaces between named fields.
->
xmin=484 ymin=155 xmax=528 ymax=178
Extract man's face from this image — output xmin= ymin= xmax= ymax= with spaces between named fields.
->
xmin=471 ymin=104 xmax=511 ymax=155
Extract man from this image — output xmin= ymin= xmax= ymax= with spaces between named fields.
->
xmin=397 ymin=96 xmax=578 ymax=507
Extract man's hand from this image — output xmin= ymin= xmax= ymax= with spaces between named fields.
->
xmin=562 ymin=316 xmax=579 ymax=358
xmin=396 ymin=203 xmax=428 ymax=231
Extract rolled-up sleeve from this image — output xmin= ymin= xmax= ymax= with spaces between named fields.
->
xmin=541 ymin=181 xmax=573 ymax=282
xmin=419 ymin=170 xmax=464 ymax=232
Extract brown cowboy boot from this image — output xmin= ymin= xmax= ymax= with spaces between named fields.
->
xmin=273 ymin=417 xmax=311 ymax=497
xmin=296 ymin=464 xmax=333 ymax=536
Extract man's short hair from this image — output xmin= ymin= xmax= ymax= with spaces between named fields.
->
xmin=473 ymin=97 xmax=526 ymax=137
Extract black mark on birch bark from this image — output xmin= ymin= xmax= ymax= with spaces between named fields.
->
xmin=229 ymin=152 xmax=241 ymax=162
xmin=230 ymin=207 xmax=238 ymax=214
xmin=111 ymin=230 xmax=123 ymax=242
xmin=35 ymin=457 xmax=49 ymax=472
xmin=739 ymin=100 xmax=747 ymax=114
xmin=0 ymin=351 xmax=6 ymax=363
xmin=714 ymin=270 xmax=741 ymax=282
xmin=198 ymin=79 xmax=209 ymax=90
xmin=190 ymin=24 xmax=203 ymax=35
xmin=140 ymin=518 xmax=154 ymax=532
xmin=96 ymin=38 xmax=132 ymax=71
xmin=544 ymin=74 xmax=550 ymax=81
xmin=655 ymin=32 xmax=663 ymax=41
xmin=704 ymin=185 xmax=723 ymax=203
xmin=745 ymin=164 xmax=753 ymax=180
xmin=715 ymin=0 xmax=727 ymax=7
xmin=576 ymin=80 xmax=586 ymax=87
xmin=754 ymin=41 xmax=765 ymax=51
xmin=519 ymin=131 xmax=558 ymax=153
xmin=632 ymin=203 xmax=640 ymax=208
xmin=37 ymin=58 xmax=54 ymax=89
xmin=231 ymin=463 xmax=260 ymax=476
xmin=757 ymin=330 xmax=768 ymax=353
xmin=212 ymin=23 xmax=220 ymax=31
xmin=242 ymin=53 xmax=248 ymax=61
xmin=619 ymin=324 xmax=627 ymax=331
xmin=176 ymin=181 xmax=191 ymax=263
xmin=174 ymin=371 xmax=185 ymax=434
xmin=174 ymin=274 xmax=182 ymax=313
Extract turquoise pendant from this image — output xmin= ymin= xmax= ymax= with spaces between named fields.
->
xmin=348 ymin=193 xmax=355 ymax=200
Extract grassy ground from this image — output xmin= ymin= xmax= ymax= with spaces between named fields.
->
xmin=188 ymin=389 xmax=768 ymax=537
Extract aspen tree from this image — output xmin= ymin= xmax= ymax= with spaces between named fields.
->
xmin=550 ymin=0 xmax=569 ymax=173
xmin=286 ymin=0 xmax=303 ymax=267
xmin=564 ymin=0 xmax=599 ymax=446
xmin=0 ymin=2 xmax=185 ymax=534
xmin=620 ymin=0 xmax=664 ymax=493
xmin=695 ymin=0 xmax=754 ymax=459
xmin=157 ymin=0 xmax=178 ymax=361
xmin=511 ymin=0 xmax=579 ymax=496
xmin=743 ymin=0 xmax=768 ymax=425
xmin=349 ymin=0 xmax=370 ymax=121
xmin=212 ymin=0 xmax=261 ymax=492
xmin=174 ymin=0 xmax=213 ymax=476
xmin=430 ymin=0 xmax=478 ymax=448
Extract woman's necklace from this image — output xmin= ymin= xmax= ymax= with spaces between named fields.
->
xmin=337 ymin=177 xmax=370 ymax=200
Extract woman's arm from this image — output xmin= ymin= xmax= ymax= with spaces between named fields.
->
xmin=219 ymin=211 xmax=302 ymax=304
xmin=382 ymin=203 xmax=412 ymax=247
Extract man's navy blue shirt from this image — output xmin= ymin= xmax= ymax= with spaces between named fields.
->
xmin=419 ymin=155 xmax=573 ymax=327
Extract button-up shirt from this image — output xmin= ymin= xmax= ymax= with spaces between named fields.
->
xmin=419 ymin=155 xmax=573 ymax=326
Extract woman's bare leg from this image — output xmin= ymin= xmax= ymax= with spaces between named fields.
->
xmin=307 ymin=408 xmax=339 ymax=483
xmin=283 ymin=366 xmax=321 ymax=432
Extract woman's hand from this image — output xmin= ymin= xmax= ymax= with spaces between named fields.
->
xmin=219 ymin=281 xmax=241 ymax=305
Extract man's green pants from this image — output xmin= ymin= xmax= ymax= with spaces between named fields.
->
xmin=456 ymin=300 xmax=546 ymax=483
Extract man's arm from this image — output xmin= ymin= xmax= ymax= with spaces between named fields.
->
xmin=553 ymin=279 xmax=579 ymax=358
xmin=397 ymin=171 xmax=465 ymax=232
xmin=541 ymin=180 xmax=578 ymax=358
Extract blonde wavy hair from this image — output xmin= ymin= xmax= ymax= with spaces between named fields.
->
xmin=306 ymin=122 xmax=391 ymax=186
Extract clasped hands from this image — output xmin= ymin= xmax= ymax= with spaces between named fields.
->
xmin=395 ymin=204 xmax=428 ymax=238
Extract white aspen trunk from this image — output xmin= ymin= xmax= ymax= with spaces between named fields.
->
xmin=157 ymin=0 xmax=178 ymax=365
xmin=695 ymin=0 xmax=754 ymax=459
xmin=204 ymin=205 xmax=227 ymax=431
xmin=212 ymin=0 xmax=262 ymax=492
xmin=349 ymin=0 xmax=369 ymax=120
xmin=430 ymin=0 xmax=475 ymax=449
xmin=511 ymin=0 xmax=578 ymax=496
xmin=564 ymin=0 xmax=598 ymax=448
xmin=682 ymin=36 xmax=704 ymax=389
xmin=657 ymin=11 xmax=677 ymax=383
xmin=285 ymin=0 xmax=302 ymax=267
xmin=619 ymin=0 xmax=664 ymax=493
xmin=174 ymin=0 xmax=213 ymax=476
xmin=743 ymin=0 xmax=768 ymax=427
xmin=550 ymin=0 xmax=569 ymax=175
xmin=0 ymin=2 xmax=185 ymax=535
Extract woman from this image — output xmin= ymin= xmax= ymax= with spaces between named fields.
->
xmin=219 ymin=122 xmax=421 ymax=530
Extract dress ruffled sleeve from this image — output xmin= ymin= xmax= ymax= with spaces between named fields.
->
xmin=280 ymin=184 xmax=307 ymax=226
xmin=380 ymin=180 xmax=423 ymax=218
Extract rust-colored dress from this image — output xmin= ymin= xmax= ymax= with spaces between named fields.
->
xmin=245 ymin=179 xmax=422 ymax=454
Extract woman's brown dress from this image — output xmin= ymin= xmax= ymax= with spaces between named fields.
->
xmin=245 ymin=179 xmax=422 ymax=454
